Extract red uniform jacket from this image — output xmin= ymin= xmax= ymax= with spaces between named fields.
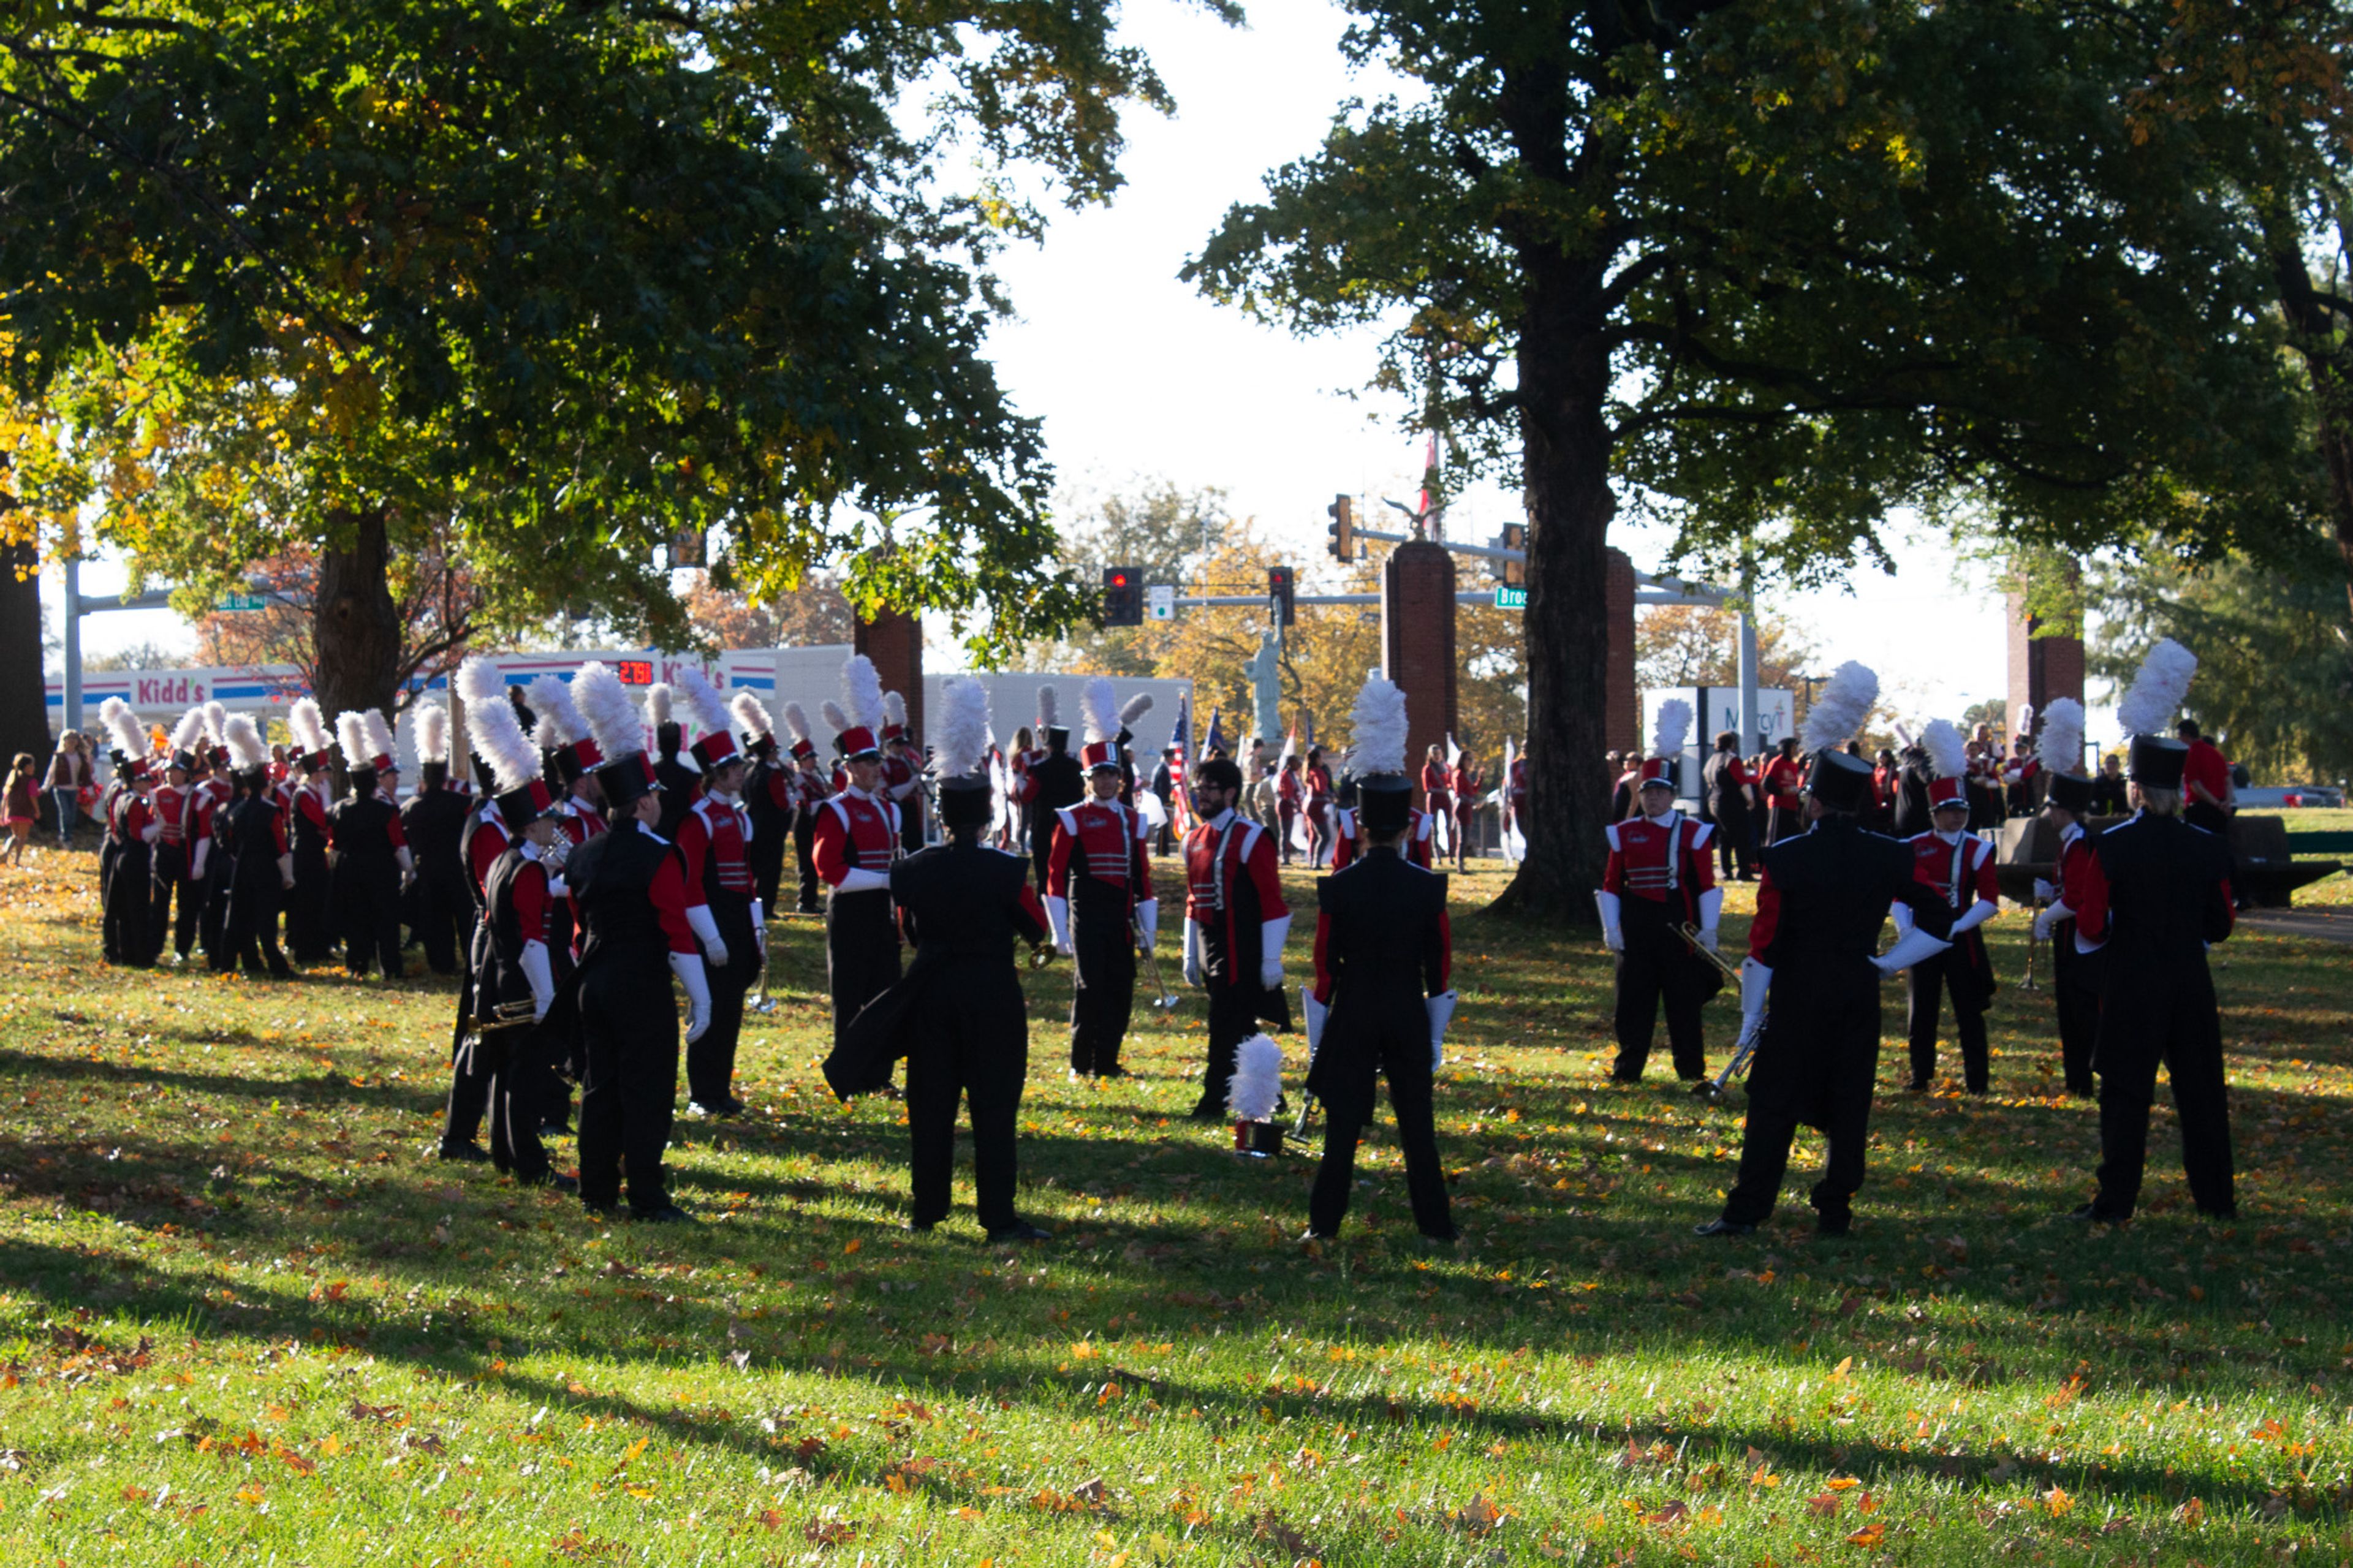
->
xmin=1047 ymin=800 xmax=1156 ymax=912
xmin=676 ymin=795 xmax=756 ymax=905
xmin=1182 ymin=809 xmax=1288 ymax=964
xmin=812 ymin=789 xmax=901 ymax=887
xmin=1602 ymin=815 xmax=1718 ymax=907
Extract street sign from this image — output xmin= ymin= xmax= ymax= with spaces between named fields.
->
xmin=1493 ymin=585 xmax=1528 ymax=609
xmin=218 ymin=594 xmax=268 ymax=612
xmin=1147 ymin=585 xmax=1174 ymax=621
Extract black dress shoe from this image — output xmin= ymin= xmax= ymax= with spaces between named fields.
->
xmin=632 ymin=1203 xmax=692 ymax=1224
xmin=1904 ymin=1079 xmax=1931 ymax=1094
xmin=904 ymin=1218 xmax=936 ymax=1233
xmin=2196 ymin=1205 xmax=2238 ymax=1221
xmin=435 ymin=1141 xmax=491 ymax=1164
xmin=539 ymin=1123 xmax=573 ymax=1140
xmin=1095 ymin=1065 xmax=1132 ymax=1080
xmin=986 ymin=1221 xmax=1052 ymax=1243
xmin=1815 ymin=1217 xmax=1852 ymax=1237
xmin=1694 ymin=1218 xmax=1756 ymax=1237
xmin=1420 ymin=1228 xmax=1461 ymax=1244
xmin=1186 ymin=1102 xmax=1224 ymax=1122
xmin=1298 ymin=1228 xmax=1336 ymax=1244
xmin=686 ymin=1098 xmax=746 ymax=1119
xmin=521 ymin=1171 xmax=580 ymax=1194
xmin=2061 ymin=1203 xmax=2128 ymax=1223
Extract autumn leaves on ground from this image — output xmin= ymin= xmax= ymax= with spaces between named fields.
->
xmin=1 ymin=851 xmax=2349 ymax=1567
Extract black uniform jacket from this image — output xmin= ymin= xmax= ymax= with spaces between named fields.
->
xmin=825 ymin=844 xmax=1047 ymax=1098
xmin=1303 ymin=849 xmax=1450 ymax=1120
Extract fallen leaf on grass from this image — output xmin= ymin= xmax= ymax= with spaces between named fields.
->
xmin=1846 ymin=1523 xmax=1885 ymax=1548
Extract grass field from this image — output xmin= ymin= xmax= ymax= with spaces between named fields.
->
xmin=1 ymin=840 xmax=2349 ymax=1567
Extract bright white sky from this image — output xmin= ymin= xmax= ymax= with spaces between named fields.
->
xmin=44 ymin=0 xmax=2122 ymax=740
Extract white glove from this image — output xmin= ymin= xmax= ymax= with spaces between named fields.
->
xmin=1182 ymin=917 xmax=1204 ymax=989
xmin=1734 ymin=958 xmax=1771 ymax=1053
xmin=1696 ymin=885 xmax=1722 ymax=933
xmin=141 ymin=820 xmax=160 ymax=846
xmin=1258 ymin=914 xmax=1290 ymax=991
xmin=1046 ymin=894 xmax=1072 ymax=955
xmin=1425 ymin=989 xmax=1458 ymax=1070
xmin=1594 ymin=890 xmax=1623 ymax=953
xmin=520 ymin=939 xmax=556 ymax=1021
xmin=1697 ymin=927 xmax=1719 ymax=953
xmin=1134 ymin=898 xmax=1158 ymax=953
xmin=276 ymin=852 xmax=295 ymax=890
xmin=834 ymin=866 xmax=890 ymax=895
xmin=2031 ymin=909 xmax=2053 ymax=942
xmin=395 ymin=846 xmax=415 ymax=877
xmin=191 ymin=839 xmax=209 ymax=881
xmin=1950 ymin=896 xmax=1997 ymax=937
xmin=1874 ymin=925 xmax=1954 ymax=975
xmin=2031 ymin=877 xmax=2055 ymax=902
xmin=1890 ymin=901 xmax=1914 ymax=938
xmin=540 ymin=833 xmax=571 ymax=871
xmin=685 ymin=902 xmax=730 ymax=969
xmin=670 ymin=952 xmax=713 ymax=1043
xmin=1302 ymin=988 xmax=1328 ymax=1059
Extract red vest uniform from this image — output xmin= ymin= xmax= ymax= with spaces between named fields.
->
xmin=1328 ymin=805 xmax=1434 ymax=871
xmin=558 ymin=795 xmax=607 ymax=847
xmin=811 ymin=789 xmax=900 ymax=888
xmin=1419 ymin=761 xmax=1449 ymax=813
xmin=677 ymin=795 xmax=755 ymax=901
xmin=467 ymin=804 xmax=512 ymax=899
xmin=151 ymin=783 xmax=191 ymax=847
xmin=1182 ymin=809 xmax=1287 ymax=971
xmin=1904 ymin=830 xmax=1998 ymax=912
xmin=1047 ymin=800 xmax=1154 ymax=911
xmin=1602 ymin=814 xmax=1717 ymax=907
xmin=1762 ymin=755 xmax=1805 ymax=809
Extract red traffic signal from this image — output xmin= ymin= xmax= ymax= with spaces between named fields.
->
xmin=1102 ymin=564 xmax=1145 ymax=627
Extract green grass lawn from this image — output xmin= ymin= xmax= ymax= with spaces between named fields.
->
xmin=1 ymin=844 xmax=2349 ymax=1566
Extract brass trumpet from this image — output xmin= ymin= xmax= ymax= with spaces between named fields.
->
xmin=471 ymin=999 xmax=538 ymax=1036
xmin=1677 ymin=923 xmax=1742 ymax=983
xmin=1678 ymin=924 xmax=1759 ymax=1107
xmin=1027 ymin=943 xmax=1056 ymax=971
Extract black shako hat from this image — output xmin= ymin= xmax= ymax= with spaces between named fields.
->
xmin=1803 ymin=747 xmax=1874 ymax=814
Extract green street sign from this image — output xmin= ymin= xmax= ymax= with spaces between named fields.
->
xmin=218 ymin=594 xmax=268 ymax=612
xmin=1493 ymin=585 xmax=1528 ymax=610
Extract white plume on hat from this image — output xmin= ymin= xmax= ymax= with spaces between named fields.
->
xmin=1921 ymin=718 xmax=1967 ymax=781
xmin=2040 ymin=698 xmax=2086 ymax=778
xmin=883 ymin=689 xmax=907 ymax=732
xmin=287 ymin=697 xmax=327 ymax=757
xmin=1035 ymin=683 xmax=1059 ymax=731
xmin=1226 ymin=1034 xmax=1284 ymax=1123
xmin=819 ymin=699 xmax=850 ymax=737
xmin=732 ymin=690 xmax=775 ymax=741
xmin=643 ymin=682 xmax=672 ymax=732
xmin=1082 ymin=675 xmax=1118 ymax=744
xmin=672 ymin=665 xmax=733 ymax=741
xmin=528 ymin=673 xmax=586 ymax=752
xmin=334 ymin=710 xmax=371 ymax=768
xmin=572 ymin=662 xmax=645 ymax=766
xmin=781 ymin=700 xmax=813 ymax=746
xmin=841 ymin=654 xmax=885 ymax=733
xmin=930 ymin=676 xmax=993 ymax=780
xmin=471 ymin=683 xmax=544 ymax=795
xmin=202 ymin=700 xmax=228 ymax=746
xmin=414 ymin=701 xmax=450 ymax=765
xmin=1119 ymin=692 xmax=1154 ymax=728
xmin=1651 ymin=697 xmax=1692 ymax=762
xmin=223 ymin=713 xmax=268 ymax=772
xmin=454 ymin=656 xmax=507 ymax=719
xmin=102 ymin=699 xmax=147 ymax=762
xmin=1347 ymin=675 xmax=1409 ymax=777
xmin=1800 ymin=661 xmax=1878 ymax=754
xmin=362 ymin=708 xmax=396 ymax=768
xmin=169 ymin=708 xmax=207 ymax=757
xmin=2115 ymin=637 xmax=2197 ymax=738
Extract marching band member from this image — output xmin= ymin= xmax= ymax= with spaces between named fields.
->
xmin=148 ymin=709 xmax=210 ymax=965
xmin=197 ymin=702 xmax=237 ymax=967
xmin=531 ymin=673 xmax=604 ymax=1134
xmin=779 ymin=703 xmax=829 ymax=914
xmin=1703 ymin=731 xmax=1758 ymax=881
xmin=1328 ymin=773 xmax=1435 ymax=870
xmin=671 ymin=667 xmax=762 ymax=1116
xmin=100 ymin=701 xmax=156 ymax=967
xmin=215 ymin=714 xmax=294 ymax=979
xmin=1046 ymin=678 xmax=1158 ymax=1080
xmin=400 ymin=702 xmax=474 ymax=976
xmin=328 ymin=709 xmax=413 ymax=982
xmin=2027 ymin=699 xmax=2100 ymax=1097
xmin=439 ymin=657 xmax=517 ymax=1162
xmin=1895 ymin=719 xmax=2000 ymax=1093
xmin=733 ymin=692 xmax=790 ymax=917
xmin=813 ymin=656 xmax=905 ymax=1054
xmin=2066 ymin=640 xmax=2238 ymax=1223
xmin=561 ymin=661 xmax=705 ymax=1222
xmin=1595 ymin=701 xmax=1719 ymax=1084
xmin=1699 ymin=663 xmax=1955 ymax=1238
xmin=828 ymin=676 xmax=1053 ymax=1240
xmin=283 ymin=700 xmax=338 ymax=964
xmin=881 ymin=691 xmax=926 ymax=852
xmin=1760 ymin=737 xmax=1806 ymax=844
xmin=646 ymin=683 xmax=701 ymax=840
xmin=1023 ymin=686 xmax=1082 ymax=893
xmin=1181 ymin=755 xmax=1290 ymax=1119
xmin=1447 ymin=749 xmax=1481 ymax=867
xmin=1301 ymin=676 xmax=1457 ymax=1243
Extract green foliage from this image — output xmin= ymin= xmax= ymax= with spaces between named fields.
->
xmin=0 ymin=0 xmax=1201 ymax=670
xmin=2093 ymin=525 xmax=2353 ymax=784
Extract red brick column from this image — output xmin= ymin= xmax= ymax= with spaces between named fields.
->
xmin=1605 ymin=548 xmax=1638 ymax=756
xmin=2006 ymin=572 xmax=2085 ymax=763
xmin=855 ymin=604 xmax=924 ymax=741
xmin=1382 ymin=541 xmax=1457 ymax=768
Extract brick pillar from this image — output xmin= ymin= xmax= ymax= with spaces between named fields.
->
xmin=855 ymin=603 xmax=924 ymax=741
xmin=2006 ymin=570 xmax=2085 ymax=762
xmin=1605 ymin=548 xmax=1638 ymax=756
xmin=1381 ymin=541 xmax=1457 ymax=767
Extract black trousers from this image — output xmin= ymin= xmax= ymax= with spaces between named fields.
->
xmin=1195 ymin=975 xmax=1262 ymax=1114
xmin=1308 ymin=1065 xmax=1452 ymax=1238
xmin=1068 ymin=909 xmax=1136 ymax=1075
xmin=150 ymin=843 xmax=200 ymax=961
xmin=338 ymin=862 xmax=404 ymax=979
xmin=1765 ymin=803 xmax=1803 ymax=844
xmin=576 ymin=968 xmax=678 ymax=1215
xmin=1612 ymin=908 xmax=1707 ymax=1081
xmin=2050 ymin=928 xmax=2100 ymax=1097
xmin=2090 ymin=975 xmax=2234 ymax=1219
xmin=200 ymin=863 xmax=232 ymax=969
xmin=415 ymin=883 xmax=469 ymax=975
xmin=287 ymin=847 xmax=334 ymax=961
xmin=1722 ymin=979 xmax=1880 ymax=1229
xmin=906 ymin=1037 xmax=1025 ymax=1232
xmin=751 ymin=815 xmax=788 ymax=916
xmin=1711 ymin=805 xmax=1754 ymax=879
xmin=222 ymin=874 xmax=291 ymax=977
xmin=104 ymin=844 xmax=152 ymax=966
xmin=793 ymin=809 xmax=820 ymax=911
xmin=486 ymin=1026 xmax=553 ymax=1182
xmin=687 ymin=922 xmax=760 ymax=1109
xmin=1906 ymin=943 xmax=1988 ymax=1090
xmin=827 ymin=889 xmax=903 ymax=1053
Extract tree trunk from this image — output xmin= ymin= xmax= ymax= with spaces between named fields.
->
xmin=1487 ymin=246 xmax=1616 ymax=925
xmin=313 ymin=509 xmax=403 ymax=784
xmin=2272 ymin=242 xmax=2353 ymax=623
xmin=0 ymin=538 xmax=55 ymax=767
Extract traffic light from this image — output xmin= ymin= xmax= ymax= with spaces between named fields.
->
xmin=1268 ymin=565 xmax=1296 ymax=627
xmin=1491 ymin=522 xmax=1526 ymax=586
xmin=1326 ymin=494 xmax=1355 ymax=562
xmin=1102 ymin=564 xmax=1144 ymax=627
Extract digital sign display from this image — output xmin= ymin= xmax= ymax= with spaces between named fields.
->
xmin=614 ymin=661 xmax=654 ymax=686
